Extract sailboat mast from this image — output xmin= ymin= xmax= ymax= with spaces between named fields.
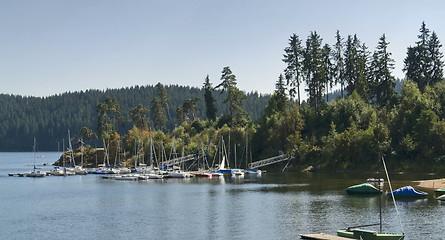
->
xmin=234 ymin=143 xmax=237 ymax=169
xmin=245 ymin=136 xmax=248 ymax=169
xmin=379 ymin=180 xmax=382 ymax=233
xmin=68 ymin=130 xmax=76 ymax=168
xmin=33 ymin=137 xmax=36 ymax=171
xmin=81 ymin=139 xmax=84 ymax=168
xmin=382 ymin=156 xmax=405 ymax=235
xmin=62 ymin=139 xmax=65 ymax=168
xmin=149 ymin=136 xmax=153 ymax=169
xmin=228 ymin=130 xmax=230 ymax=166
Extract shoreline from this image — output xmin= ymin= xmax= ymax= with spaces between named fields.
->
xmin=414 ymin=178 xmax=445 ymax=190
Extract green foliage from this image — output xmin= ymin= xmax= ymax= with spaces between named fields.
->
xmin=404 ymin=22 xmax=444 ymax=92
xmin=80 ymin=126 xmax=97 ymax=145
xmin=129 ymin=104 xmax=150 ymax=130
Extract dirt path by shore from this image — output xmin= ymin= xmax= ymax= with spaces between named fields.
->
xmin=414 ymin=178 xmax=445 ymax=190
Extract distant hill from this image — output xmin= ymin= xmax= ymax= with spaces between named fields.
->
xmin=324 ymin=78 xmax=404 ymax=102
xmin=0 ymin=85 xmax=270 ymax=151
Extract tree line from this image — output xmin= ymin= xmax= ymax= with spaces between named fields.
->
xmin=0 ymin=84 xmax=268 ymax=151
xmin=273 ymin=22 xmax=445 ymax=172
xmin=3 ymin=22 xmax=445 ymax=172
xmin=283 ymin=22 xmax=443 ymax=109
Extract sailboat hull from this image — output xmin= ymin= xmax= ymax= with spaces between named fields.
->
xmin=26 ymin=171 xmax=46 ymax=177
xmin=337 ymin=229 xmax=404 ymax=240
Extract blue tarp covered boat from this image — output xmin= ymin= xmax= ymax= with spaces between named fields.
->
xmin=387 ymin=186 xmax=427 ymax=198
xmin=217 ymin=169 xmax=234 ymax=176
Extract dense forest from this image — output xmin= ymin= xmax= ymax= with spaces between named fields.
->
xmin=2 ymin=22 xmax=445 ymax=173
xmin=0 ymin=85 xmax=269 ymax=151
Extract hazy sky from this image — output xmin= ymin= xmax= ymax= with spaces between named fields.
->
xmin=1 ymin=0 xmax=444 ymax=97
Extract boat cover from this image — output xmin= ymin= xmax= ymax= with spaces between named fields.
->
xmin=434 ymin=188 xmax=445 ymax=195
xmin=387 ymin=186 xmax=427 ymax=197
xmin=346 ymin=183 xmax=381 ymax=194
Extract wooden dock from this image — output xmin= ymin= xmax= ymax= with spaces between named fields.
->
xmin=300 ymin=233 xmax=351 ymax=240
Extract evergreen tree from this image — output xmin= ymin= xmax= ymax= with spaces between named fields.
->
xmin=283 ymin=34 xmax=304 ymax=104
xmin=404 ymin=22 xmax=444 ymax=91
xmin=203 ymin=75 xmax=217 ymax=121
xmin=216 ymin=66 xmax=248 ymax=126
xmin=275 ymin=74 xmax=287 ymax=112
xmin=96 ymin=97 xmax=122 ymax=166
xmin=417 ymin=21 xmax=432 ymax=89
xmin=356 ymin=42 xmax=370 ymax=101
xmin=344 ymin=35 xmax=356 ymax=96
xmin=370 ymin=34 xmax=396 ymax=106
xmin=322 ymin=43 xmax=333 ymax=102
xmin=151 ymin=96 xmax=167 ymax=130
xmin=344 ymin=35 xmax=369 ymax=100
xmin=332 ymin=30 xmax=345 ymax=98
xmin=303 ymin=31 xmax=324 ymax=109
xmin=404 ymin=45 xmax=422 ymax=85
xmin=176 ymin=105 xmax=185 ymax=123
xmin=80 ymin=126 xmax=97 ymax=146
xmin=429 ymin=31 xmax=444 ymax=86
xmin=180 ymin=98 xmax=200 ymax=121
xmin=97 ymin=97 xmax=122 ymax=138
xmin=156 ymin=83 xmax=171 ymax=121
xmin=129 ymin=104 xmax=150 ymax=129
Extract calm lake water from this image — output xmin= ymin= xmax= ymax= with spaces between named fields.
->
xmin=1 ymin=152 xmax=444 ymax=239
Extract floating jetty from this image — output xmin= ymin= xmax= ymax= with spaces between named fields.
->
xmin=300 ymin=233 xmax=351 ymax=240
xmin=8 ymin=173 xmax=29 ymax=177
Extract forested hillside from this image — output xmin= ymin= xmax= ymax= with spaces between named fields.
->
xmin=3 ymin=22 xmax=445 ymax=173
xmin=0 ymin=85 xmax=269 ymax=151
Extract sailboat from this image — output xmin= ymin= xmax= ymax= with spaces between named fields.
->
xmin=336 ymin=157 xmax=404 ymax=240
xmin=213 ymin=136 xmax=234 ymax=176
xmin=27 ymin=138 xmax=46 ymax=177
xmin=65 ymin=130 xmax=87 ymax=175
xmin=243 ymin=136 xmax=262 ymax=176
xmin=191 ymin=140 xmax=212 ymax=178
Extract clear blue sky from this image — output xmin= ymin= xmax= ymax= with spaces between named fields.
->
xmin=1 ymin=0 xmax=444 ymax=97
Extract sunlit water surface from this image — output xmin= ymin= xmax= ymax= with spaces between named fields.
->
xmin=1 ymin=152 xmax=443 ymax=239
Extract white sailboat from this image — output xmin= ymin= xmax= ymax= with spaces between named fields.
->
xmin=66 ymin=130 xmax=87 ymax=175
xmin=243 ymin=137 xmax=261 ymax=176
xmin=27 ymin=138 xmax=46 ymax=178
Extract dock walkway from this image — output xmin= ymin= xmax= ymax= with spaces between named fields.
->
xmin=300 ymin=233 xmax=351 ymax=240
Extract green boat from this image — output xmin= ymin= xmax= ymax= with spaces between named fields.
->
xmin=434 ymin=188 xmax=445 ymax=195
xmin=337 ymin=229 xmax=404 ymax=240
xmin=346 ymin=183 xmax=382 ymax=194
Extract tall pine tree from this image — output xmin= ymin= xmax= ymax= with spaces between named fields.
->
xmin=370 ymin=34 xmax=396 ymax=106
xmin=283 ymin=34 xmax=304 ymax=105
xmin=404 ymin=22 xmax=444 ymax=91
xmin=332 ymin=30 xmax=345 ymax=98
xmin=322 ymin=43 xmax=333 ymax=102
xmin=344 ymin=34 xmax=369 ymax=100
xmin=303 ymin=31 xmax=324 ymax=109
xmin=429 ymin=31 xmax=444 ymax=86
xmin=203 ymin=75 xmax=217 ymax=121
xmin=216 ymin=66 xmax=247 ymax=126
